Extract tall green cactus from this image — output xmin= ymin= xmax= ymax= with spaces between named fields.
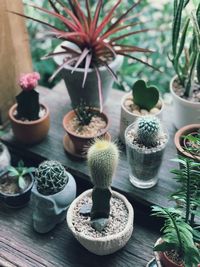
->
xmin=35 ymin=160 xmax=69 ymax=195
xmin=87 ymin=140 xmax=119 ymax=231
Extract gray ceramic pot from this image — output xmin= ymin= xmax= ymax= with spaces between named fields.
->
xmin=53 ymin=41 xmax=124 ymax=107
xmin=32 ymin=172 xmax=76 ymax=234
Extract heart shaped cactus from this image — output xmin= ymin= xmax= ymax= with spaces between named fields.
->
xmin=132 ymin=80 xmax=159 ymax=111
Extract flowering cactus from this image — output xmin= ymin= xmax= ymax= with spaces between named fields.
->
xmin=16 ymin=72 xmax=40 ymax=120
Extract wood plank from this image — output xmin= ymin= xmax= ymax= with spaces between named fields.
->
xmin=1 ymin=81 xmax=178 ymax=208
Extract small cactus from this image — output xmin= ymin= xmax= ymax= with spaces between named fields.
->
xmin=35 ymin=160 xmax=69 ymax=195
xmin=136 ymin=116 xmax=162 ymax=147
xmin=87 ymin=140 xmax=119 ymax=230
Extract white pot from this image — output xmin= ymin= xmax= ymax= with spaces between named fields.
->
xmin=170 ymin=76 xmax=200 ymax=129
xmin=0 ymin=143 xmax=11 ymax=173
xmin=53 ymin=41 xmax=124 ymax=108
xmin=67 ymin=189 xmax=134 ymax=255
xmin=119 ymin=93 xmax=164 ymax=143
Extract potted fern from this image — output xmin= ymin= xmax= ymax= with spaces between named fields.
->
xmin=170 ymin=1 xmax=200 ymax=128
xmin=13 ymin=0 xmax=157 ymax=111
xmin=67 ymin=140 xmax=134 ymax=255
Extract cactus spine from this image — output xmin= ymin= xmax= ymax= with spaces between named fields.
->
xmin=87 ymin=140 xmax=119 ymax=229
xmin=35 ymin=160 xmax=69 ymax=195
xmin=136 ymin=116 xmax=162 ymax=147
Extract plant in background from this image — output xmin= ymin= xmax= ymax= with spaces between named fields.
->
xmin=7 ymin=160 xmax=35 ymax=191
xmin=172 ymin=1 xmax=200 ymax=96
xmin=152 ymin=206 xmax=200 ymax=267
xmin=87 ymin=140 xmax=119 ymax=231
xmin=16 ymin=72 xmax=40 ymax=120
xmin=132 ymin=80 xmax=159 ymax=111
xmin=35 ymin=160 xmax=69 ymax=195
xmin=14 ymin=0 xmax=157 ymax=111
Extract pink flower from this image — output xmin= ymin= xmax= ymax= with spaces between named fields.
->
xmin=19 ymin=72 xmax=40 ymax=91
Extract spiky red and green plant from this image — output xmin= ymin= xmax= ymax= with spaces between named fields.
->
xmin=12 ymin=0 xmax=157 ymax=111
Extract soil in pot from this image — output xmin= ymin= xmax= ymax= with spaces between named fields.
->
xmin=72 ymin=195 xmax=129 ymax=238
xmin=13 ymin=105 xmax=47 ymax=122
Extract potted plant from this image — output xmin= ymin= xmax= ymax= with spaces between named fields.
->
xmin=0 ymin=142 xmax=11 ymax=173
xmin=67 ymin=140 xmax=134 ymax=255
xmin=32 ymin=160 xmax=76 ymax=234
xmin=0 ymin=160 xmax=35 ymax=208
xmin=120 ymin=79 xmax=164 ymax=143
xmin=14 ymin=0 xmax=157 ymax=111
xmin=8 ymin=72 xmax=50 ymax=145
xmin=125 ymin=116 xmax=169 ymax=189
xmin=152 ymin=206 xmax=200 ymax=267
xmin=174 ymin=124 xmax=200 ymax=162
xmin=170 ymin=1 xmax=200 ymax=129
xmin=63 ymin=102 xmax=110 ymax=158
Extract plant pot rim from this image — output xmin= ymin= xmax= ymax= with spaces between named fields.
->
xmin=121 ymin=92 xmax=164 ymax=117
xmin=63 ymin=109 xmax=109 ymax=140
xmin=170 ymin=75 xmax=200 ymax=106
xmin=67 ymin=189 xmax=134 ymax=242
xmin=174 ymin=123 xmax=200 ymax=160
xmin=0 ymin=171 xmax=34 ymax=197
xmin=53 ymin=41 xmax=124 ymax=73
xmin=9 ymin=103 xmax=50 ymax=126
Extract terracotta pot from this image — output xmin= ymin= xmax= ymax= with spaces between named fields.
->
xmin=9 ymin=103 xmax=50 ymax=145
xmin=63 ymin=109 xmax=109 ymax=156
xmin=67 ymin=189 xmax=134 ymax=255
xmin=174 ymin=124 xmax=200 ymax=162
xmin=159 ymin=251 xmax=183 ymax=267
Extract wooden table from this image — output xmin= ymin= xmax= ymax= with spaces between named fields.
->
xmin=0 ymin=81 xmax=178 ymax=266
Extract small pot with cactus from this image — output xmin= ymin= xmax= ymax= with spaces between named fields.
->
xmin=67 ymin=140 xmax=134 ymax=255
xmin=32 ymin=160 xmax=76 ymax=234
xmin=8 ymin=72 xmax=50 ymax=145
xmin=63 ymin=101 xmax=110 ymax=158
xmin=170 ymin=1 xmax=200 ymax=128
xmin=0 ymin=161 xmax=35 ymax=208
xmin=119 ymin=80 xmax=164 ymax=143
xmin=125 ymin=116 xmax=168 ymax=189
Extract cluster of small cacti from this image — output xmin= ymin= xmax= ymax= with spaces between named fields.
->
xmin=35 ymin=160 xmax=69 ymax=195
xmin=136 ymin=116 xmax=162 ymax=147
xmin=87 ymin=140 xmax=119 ymax=226
xmin=73 ymin=100 xmax=94 ymax=126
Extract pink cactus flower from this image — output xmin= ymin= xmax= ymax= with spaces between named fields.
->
xmin=19 ymin=72 xmax=40 ymax=91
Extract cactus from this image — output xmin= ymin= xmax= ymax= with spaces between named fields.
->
xmin=136 ymin=116 xmax=162 ymax=147
xmin=132 ymin=80 xmax=159 ymax=111
xmin=87 ymin=140 xmax=119 ymax=230
xmin=35 ymin=160 xmax=69 ymax=195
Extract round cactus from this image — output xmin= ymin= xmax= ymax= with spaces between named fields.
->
xmin=35 ymin=160 xmax=69 ymax=195
xmin=136 ymin=116 xmax=162 ymax=147
xmin=87 ymin=140 xmax=119 ymax=189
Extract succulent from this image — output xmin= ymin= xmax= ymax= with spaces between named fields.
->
xmin=136 ymin=116 xmax=162 ymax=147
xmin=73 ymin=100 xmax=94 ymax=126
xmin=87 ymin=140 xmax=119 ymax=230
xmin=132 ymin=80 xmax=159 ymax=111
xmin=35 ymin=160 xmax=69 ymax=195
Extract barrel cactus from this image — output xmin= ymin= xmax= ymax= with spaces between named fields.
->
xmin=136 ymin=116 xmax=162 ymax=147
xmin=87 ymin=140 xmax=119 ymax=231
xmin=35 ymin=160 xmax=69 ymax=195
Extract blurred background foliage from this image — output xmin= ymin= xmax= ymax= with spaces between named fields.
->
xmin=24 ymin=0 xmax=174 ymax=93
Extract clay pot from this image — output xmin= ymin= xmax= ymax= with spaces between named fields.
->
xmin=159 ymin=251 xmax=183 ymax=267
xmin=9 ymin=103 xmax=50 ymax=145
xmin=174 ymin=124 xmax=200 ymax=162
xmin=63 ymin=109 xmax=109 ymax=157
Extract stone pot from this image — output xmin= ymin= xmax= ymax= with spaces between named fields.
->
xmin=9 ymin=103 xmax=50 ymax=145
xmin=170 ymin=76 xmax=200 ymax=129
xmin=32 ymin=171 xmax=76 ymax=234
xmin=0 ymin=143 xmax=11 ymax=174
xmin=53 ymin=41 xmax=124 ymax=108
xmin=119 ymin=93 xmax=164 ymax=143
xmin=67 ymin=189 xmax=134 ymax=255
xmin=174 ymin=124 xmax=200 ymax=162
xmin=62 ymin=109 xmax=110 ymax=157
xmin=0 ymin=171 xmax=34 ymax=208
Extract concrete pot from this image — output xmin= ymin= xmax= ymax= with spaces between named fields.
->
xmin=170 ymin=76 xmax=200 ymax=129
xmin=119 ymin=93 xmax=164 ymax=143
xmin=9 ymin=103 xmax=50 ymax=145
xmin=67 ymin=189 xmax=134 ymax=255
xmin=32 ymin=172 xmax=76 ymax=234
xmin=53 ymin=41 xmax=124 ymax=108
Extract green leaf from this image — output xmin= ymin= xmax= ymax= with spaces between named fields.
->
xmin=18 ymin=176 xmax=27 ymax=191
xmin=176 ymin=18 xmax=190 ymax=60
